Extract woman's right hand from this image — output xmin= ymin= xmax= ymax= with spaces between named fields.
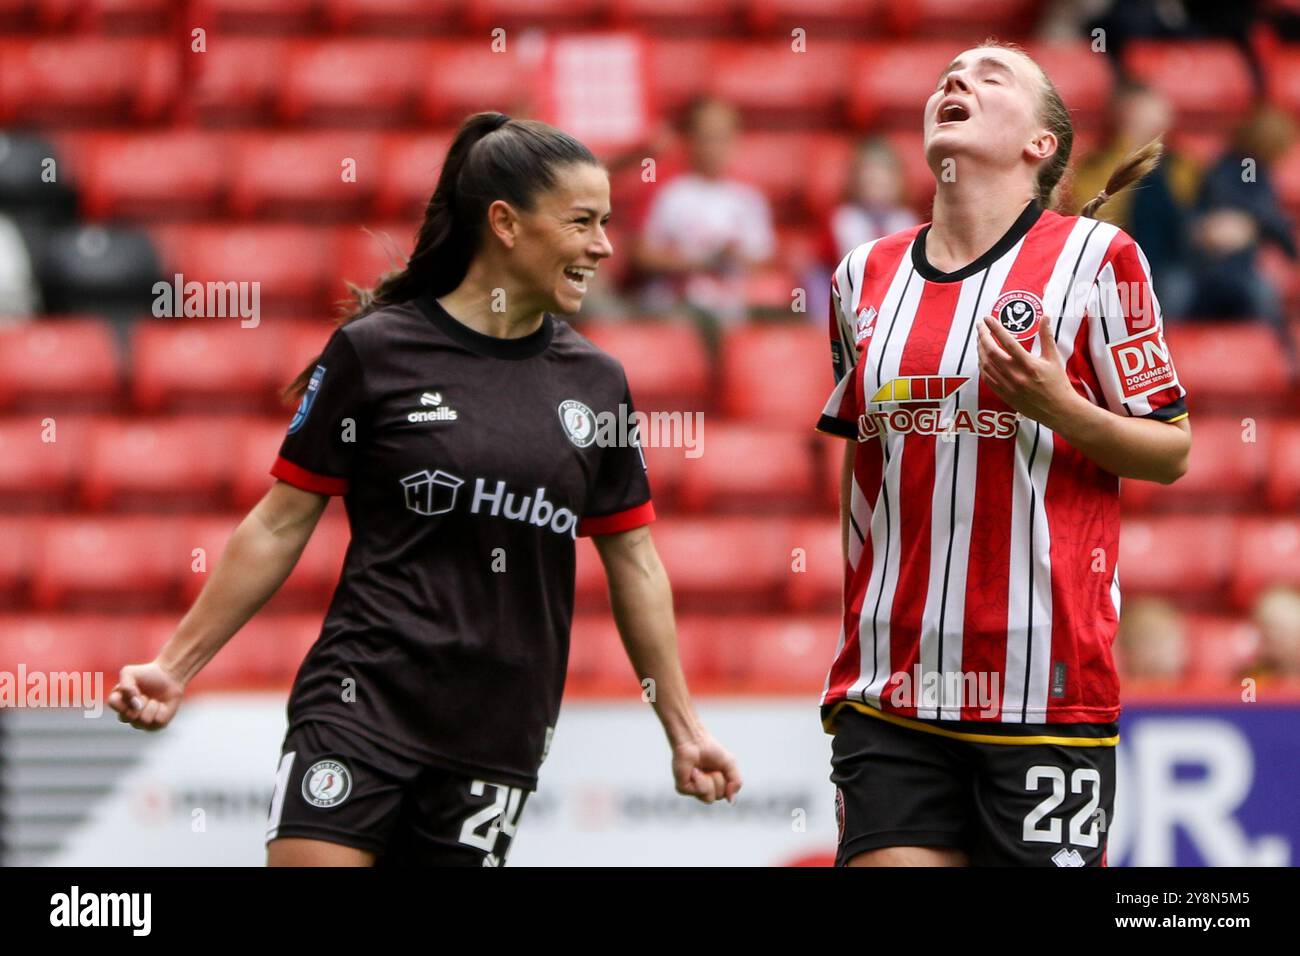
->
xmin=108 ymin=661 xmax=186 ymax=731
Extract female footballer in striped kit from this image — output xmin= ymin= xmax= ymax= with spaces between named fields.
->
xmin=816 ymin=40 xmax=1191 ymax=867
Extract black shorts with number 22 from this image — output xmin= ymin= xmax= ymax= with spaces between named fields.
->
xmin=828 ymin=703 xmax=1116 ymax=867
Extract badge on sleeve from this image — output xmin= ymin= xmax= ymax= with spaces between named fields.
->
xmin=287 ymin=364 xmax=326 ymax=435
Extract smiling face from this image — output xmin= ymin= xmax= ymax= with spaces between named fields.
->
xmin=497 ymin=161 xmax=613 ymax=317
xmin=924 ymin=46 xmax=1054 ymax=174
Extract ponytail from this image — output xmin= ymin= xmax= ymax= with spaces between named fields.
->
xmin=282 ymin=111 xmax=597 ymax=402
xmin=1078 ymin=137 xmax=1164 ymax=219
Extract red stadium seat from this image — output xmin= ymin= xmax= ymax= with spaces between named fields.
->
xmin=746 ymin=0 xmax=884 ymax=36
xmin=708 ymin=41 xmax=856 ymax=128
xmin=321 ymin=0 xmax=461 ymax=34
xmin=1121 ymin=42 xmax=1254 ymax=129
xmin=0 ymin=39 xmax=175 ymax=125
xmin=0 ymin=415 xmax=88 ymax=507
xmin=277 ymin=320 xmax=340 ymax=382
xmin=574 ymin=537 xmax=608 ymax=612
xmin=0 ymin=516 xmax=36 ymax=607
xmin=611 ymin=0 xmax=740 ymax=35
xmin=884 ymin=0 xmax=1038 ymax=37
xmin=847 ymin=41 xmax=958 ymax=130
xmin=81 ymin=416 xmax=239 ymax=511
xmin=229 ymin=131 xmax=382 ymax=220
xmin=151 ymin=224 xmax=336 ymax=315
xmin=1118 ymin=514 xmax=1235 ymax=601
xmin=728 ymin=132 xmax=821 ymax=221
xmin=706 ymin=614 xmax=838 ymax=693
xmin=269 ymin=508 xmax=351 ymax=610
xmin=0 ymin=319 xmax=122 ymax=413
xmin=419 ymin=39 xmax=536 ymax=124
xmin=75 ymin=132 xmax=228 ymax=222
xmin=1266 ymin=419 xmax=1300 ymax=512
xmin=333 ymin=223 xmax=416 ymax=305
xmin=192 ymin=38 xmax=289 ymax=125
xmin=1020 ymin=41 xmax=1115 ymax=122
xmin=32 ymin=515 xmax=184 ymax=611
xmin=279 ymin=40 xmax=426 ymax=126
xmin=803 ymin=133 xmax=857 ymax=220
xmin=74 ymin=0 xmax=177 ymax=31
xmin=1183 ymin=614 xmax=1259 ymax=683
xmin=676 ymin=424 xmax=817 ymax=512
xmin=567 ymin=615 xmax=630 ymax=695
xmin=1120 ymin=415 xmax=1269 ymax=514
xmin=641 ymin=440 xmax=688 ymax=507
xmin=1162 ymin=323 xmax=1291 ymax=411
xmin=0 ymin=0 xmax=73 ymax=30
xmin=784 ymin=516 xmax=842 ymax=612
xmin=1230 ymin=517 xmax=1300 ymax=609
xmin=577 ymin=318 xmax=710 ymax=411
xmin=718 ymin=323 xmax=827 ymax=426
xmin=185 ymin=613 xmax=323 ymax=693
xmin=878 ymin=130 xmax=938 ymax=211
xmin=190 ymin=0 xmax=318 ymax=32
xmin=374 ymin=132 xmax=455 ymax=220
xmin=569 ymin=611 xmax=722 ymax=696
xmin=0 ymin=614 xmax=141 ymax=677
xmin=815 ymin=430 xmax=849 ymax=511
xmin=129 ymin=321 xmax=282 ymax=413
xmin=1268 ymin=45 xmax=1300 ymax=116
xmin=650 ymin=516 xmax=793 ymax=611
xmin=644 ymin=39 xmax=721 ymax=116
xmin=744 ymin=265 xmax=804 ymax=312
xmin=464 ymin=0 xmax=609 ymax=32
xmin=232 ymin=416 xmax=293 ymax=508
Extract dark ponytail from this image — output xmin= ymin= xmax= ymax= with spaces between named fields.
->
xmin=282 ymin=111 xmax=598 ymax=402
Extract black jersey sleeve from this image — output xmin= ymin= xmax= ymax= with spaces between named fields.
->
xmin=270 ymin=328 xmax=368 ymax=496
xmin=576 ymin=382 xmax=656 ymax=537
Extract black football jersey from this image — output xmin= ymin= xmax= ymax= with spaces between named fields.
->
xmin=269 ymin=292 xmax=654 ymax=789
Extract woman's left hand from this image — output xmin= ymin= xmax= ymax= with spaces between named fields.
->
xmin=672 ymin=731 xmax=743 ymax=805
xmin=976 ymin=312 xmax=1081 ymax=430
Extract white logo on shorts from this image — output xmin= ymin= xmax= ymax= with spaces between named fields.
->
xmin=302 ymin=759 xmax=352 ymax=808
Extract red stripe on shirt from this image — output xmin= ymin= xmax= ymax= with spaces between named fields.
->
xmin=270 ymin=454 xmax=349 ymax=496
xmin=577 ymin=499 xmax=656 ymax=537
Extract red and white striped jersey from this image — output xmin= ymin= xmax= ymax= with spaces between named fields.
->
xmin=816 ymin=199 xmax=1187 ymax=730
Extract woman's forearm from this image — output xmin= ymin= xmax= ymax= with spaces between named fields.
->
xmin=598 ymin=530 xmax=706 ymax=747
xmin=156 ymin=498 xmax=318 ymax=685
xmin=1041 ymin=390 xmax=1191 ymax=484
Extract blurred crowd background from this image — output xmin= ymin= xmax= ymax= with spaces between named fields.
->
xmin=1 ymin=0 xmax=1299 ymax=709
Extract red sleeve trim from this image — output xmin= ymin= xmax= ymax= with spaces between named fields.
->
xmin=577 ymin=499 xmax=656 ymax=537
xmin=270 ymin=455 xmax=349 ymax=496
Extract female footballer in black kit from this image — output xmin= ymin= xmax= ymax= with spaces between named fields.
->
xmin=108 ymin=112 xmax=743 ymax=866
xmin=816 ymin=40 xmax=1192 ymax=867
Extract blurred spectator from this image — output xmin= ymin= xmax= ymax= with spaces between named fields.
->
xmin=1182 ymin=105 xmax=1297 ymax=351
xmin=1083 ymin=0 xmax=1269 ymax=95
xmin=633 ymin=96 xmax=775 ymax=330
xmin=824 ymin=137 xmax=919 ymax=265
xmin=1071 ymin=81 xmax=1200 ymax=318
xmin=1251 ymin=585 xmax=1300 ymax=678
xmin=0 ymin=213 xmax=39 ymax=317
xmin=1116 ymin=596 xmax=1189 ymax=681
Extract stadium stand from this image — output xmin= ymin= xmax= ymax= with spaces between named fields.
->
xmin=0 ymin=1 xmax=1297 ymax=700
